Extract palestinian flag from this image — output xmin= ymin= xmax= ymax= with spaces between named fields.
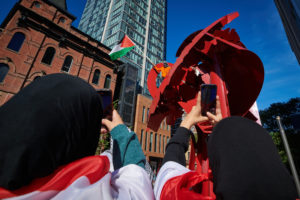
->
xmin=109 ymin=35 xmax=135 ymax=60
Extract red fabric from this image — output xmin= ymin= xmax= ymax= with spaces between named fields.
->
xmin=160 ymin=171 xmax=214 ymax=200
xmin=120 ymin=35 xmax=135 ymax=48
xmin=0 ymin=155 xmax=109 ymax=198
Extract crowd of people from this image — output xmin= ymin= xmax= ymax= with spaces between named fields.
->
xmin=0 ymin=74 xmax=298 ymax=199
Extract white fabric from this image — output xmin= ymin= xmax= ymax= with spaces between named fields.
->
xmin=111 ymin=164 xmax=154 ymax=200
xmin=249 ymin=101 xmax=262 ymax=125
xmin=154 ymin=161 xmax=190 ymax=200
xmin=53 ymin=174 xmax=113 ymax=200
xmin=4 ymin=190 xmax=57 ymax=200
xmin=101 ymin=151 xmax=114 ymax=172
xmin=5 ymin=161 xmax=154 ymax=200
xmin=109 ymin=44 xmax=123 ymax=55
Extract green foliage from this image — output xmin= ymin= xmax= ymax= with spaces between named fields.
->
xmin=269 ymin=132 xmax=288 ymax=164
xmin=259 ymin=97 xmax=300 ymax=134
xmin=95 ymin=132 xmax=111 ymax=155
xmin=113 ymin=99 xmax=119 ymax=110
xmin=260 ymin=97 xmax=300 ymax=173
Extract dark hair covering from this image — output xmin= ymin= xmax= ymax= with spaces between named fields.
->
xmin=0 ymin=74 xmax=103 ymax=190
xmin=208 ymin=116 xmax=297 ymax=200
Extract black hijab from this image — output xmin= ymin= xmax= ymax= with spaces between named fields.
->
xmin=0 ymin=73 xmax=103 ymax=190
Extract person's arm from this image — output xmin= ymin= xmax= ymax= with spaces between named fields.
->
xmin=163 ymin=92 xmax=222 ymax=166
xmin=162 ymin=127 xmax=191 ymax=166
xmin=102 ymin=110 xmax=145 ymax=170
xmin=110 ymin=124 xmax=145 ymax=169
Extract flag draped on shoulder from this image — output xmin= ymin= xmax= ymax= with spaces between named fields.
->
xmin=109 ymin=35 xmax=135 ymax=60
xmin=0 ymin=155 xmax=154 ymax=200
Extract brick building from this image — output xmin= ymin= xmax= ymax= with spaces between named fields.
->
xmin=0 ymin=0 xmax=122 ymax=105
xmin=134 ymin=94 xmax=170 ymax=172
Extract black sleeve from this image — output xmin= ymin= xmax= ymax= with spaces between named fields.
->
xmin=162 ymin=127 xmax=191 ymax=166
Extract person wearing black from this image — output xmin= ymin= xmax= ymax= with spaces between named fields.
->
xmin=155 ymin=92 xmax=298 ymax=200
xmin=0 ymin=73 xmax=154 ymax=200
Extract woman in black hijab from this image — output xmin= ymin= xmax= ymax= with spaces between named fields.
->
xmin=155 ymin=92 xmax=297 ymax=200
xmin=0 ymin=73 xmax=103 ymax=190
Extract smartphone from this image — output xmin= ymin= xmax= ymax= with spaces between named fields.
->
xmin=201 ymin=84 xmax=217 ymax=116
xmin=97 ymin=89 xmax=113 ymax=120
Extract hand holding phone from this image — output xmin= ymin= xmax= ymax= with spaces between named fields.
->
xmin=97 ymin=89 xmax=113 ymax=120
xmin=201 ymin=84 xmax=217 ymax=116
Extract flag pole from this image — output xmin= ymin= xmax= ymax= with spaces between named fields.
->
xmin=133 ymin=45 xmax=156 ymax=67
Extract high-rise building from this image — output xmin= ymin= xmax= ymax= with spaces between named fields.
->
xmin=79 ymin=0 xmax=167 ymax=95
xmin=274 ymin=0 xmax=300 ymax=64
xmin=78 ymin=0 xmax=168 ymax=172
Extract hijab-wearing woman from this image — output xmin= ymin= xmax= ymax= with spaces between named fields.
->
xmin=0 ymin=73 xmax=154 ymax=200
xmin=154 ymin=92 xmax=297 ymax=200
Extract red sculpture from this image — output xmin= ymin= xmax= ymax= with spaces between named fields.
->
xmin=147 ymin=12 xmax=264 ymax=198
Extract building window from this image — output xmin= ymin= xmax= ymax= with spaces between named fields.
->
xmin=61 ymin=56 xmax=73 ymax=72
xmin=142 ymin=106 xmax=145 ymax=123
xmin=7 ymin=32 xmax=25 ymax=52
xmin=140 ymin=129 xmax=144 ymax=147
xmin=0 ymin=63 xmax=9 ymax=82
xmin=159 ymin=135 xmax=161 ymax=153
xmin=32 ymin=1 xmax=41 ymax=8
xmin=154 ymin=133 xmax=157 ymax=152
xmin=41 ymin=47 xmax=55 ymax=65
xmin=147 ymin=108 xmax=149 ymax=121
xmin=59 ymin=17 xmax=66 ymax=24
xmin=92 ymin=69 xmax=100 ymax=84
xmin=34 ymin=76 xmax=41 ymax=81
xmin=163 ymin=135 xmax=165 ymax=153
xmin=167 ymin=136 xmax=169 ymax=144
xmin=144 ymin=132 xmax=148 ymax=151
xmin=149 ymin=132 xmax=153 ymax=152
xmin=104 ymin=74 xmax=111 ymax=88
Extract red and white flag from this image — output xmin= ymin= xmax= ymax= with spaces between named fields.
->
xmin=0 ymin=155 xmax=154 ymax=200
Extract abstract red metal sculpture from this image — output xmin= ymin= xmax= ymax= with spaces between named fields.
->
xmin=147 ymin=12 xmax=264 ymax=198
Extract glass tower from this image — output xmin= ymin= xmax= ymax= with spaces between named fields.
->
xmin=78 ymin=0 xmax=167 ymax=95
xmin=274 ymin=0 xmax=300 ymax=64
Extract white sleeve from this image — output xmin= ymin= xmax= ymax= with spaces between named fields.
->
xmin=154 ymin=161 xmax=190 ymax=200
xmin=110 ymin=164 xmax=154 ymax=200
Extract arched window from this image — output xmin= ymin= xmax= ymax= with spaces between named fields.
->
xmin=0 ymin=63 xmax=9 ymax=82
xmin=104 ymin=74 xmax=111 ymax=89
xmin=7 ymin=32 xmax=25 ymax=52
xmin=32 ymin=1 xmax=41 ymax=8
xmin=92 ymin=69 xmax=100 ymax=85
xmin=59 ymin=17 xmax=66 ymax=24
xmin=61 ymin=56 xmax=73 ymax=72
xmin=41 ymin=47 xmax=55 ymax=65
xmin=34 ymin=76 xmax=41 ymax=81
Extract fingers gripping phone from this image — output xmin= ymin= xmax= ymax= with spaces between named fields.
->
xmin=97 ymin=89 xmax=113 ymax=120
xmin=201 ymin=84 xmax=217 ymax=116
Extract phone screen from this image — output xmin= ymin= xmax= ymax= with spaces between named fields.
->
xmin=97 ymin=89 xmax=112 ymax=119
xmin=101 ymin=95 xmax=112 ymax=111
xmin=201 ymin=84 xmax=217 ymax=116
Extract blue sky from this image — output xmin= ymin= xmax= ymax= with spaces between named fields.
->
xmin=1 ymin=0 xmax=299 ymax=110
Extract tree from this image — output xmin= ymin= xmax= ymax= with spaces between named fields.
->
xmin=259 ymin=97 xmax=300 ymax=134
xmin=269 ymin=132 xmax=288 ymax=165
xmin=259 ymin=97 xmax=300 ymax=173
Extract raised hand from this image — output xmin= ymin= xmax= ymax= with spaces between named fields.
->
xmin=207 ymin=96 xmax=222 ymax=126
xmin=101 ymin=110 xmax=124 ymax=133
xmin=180 ymin=92 xmax=209 ymax=129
